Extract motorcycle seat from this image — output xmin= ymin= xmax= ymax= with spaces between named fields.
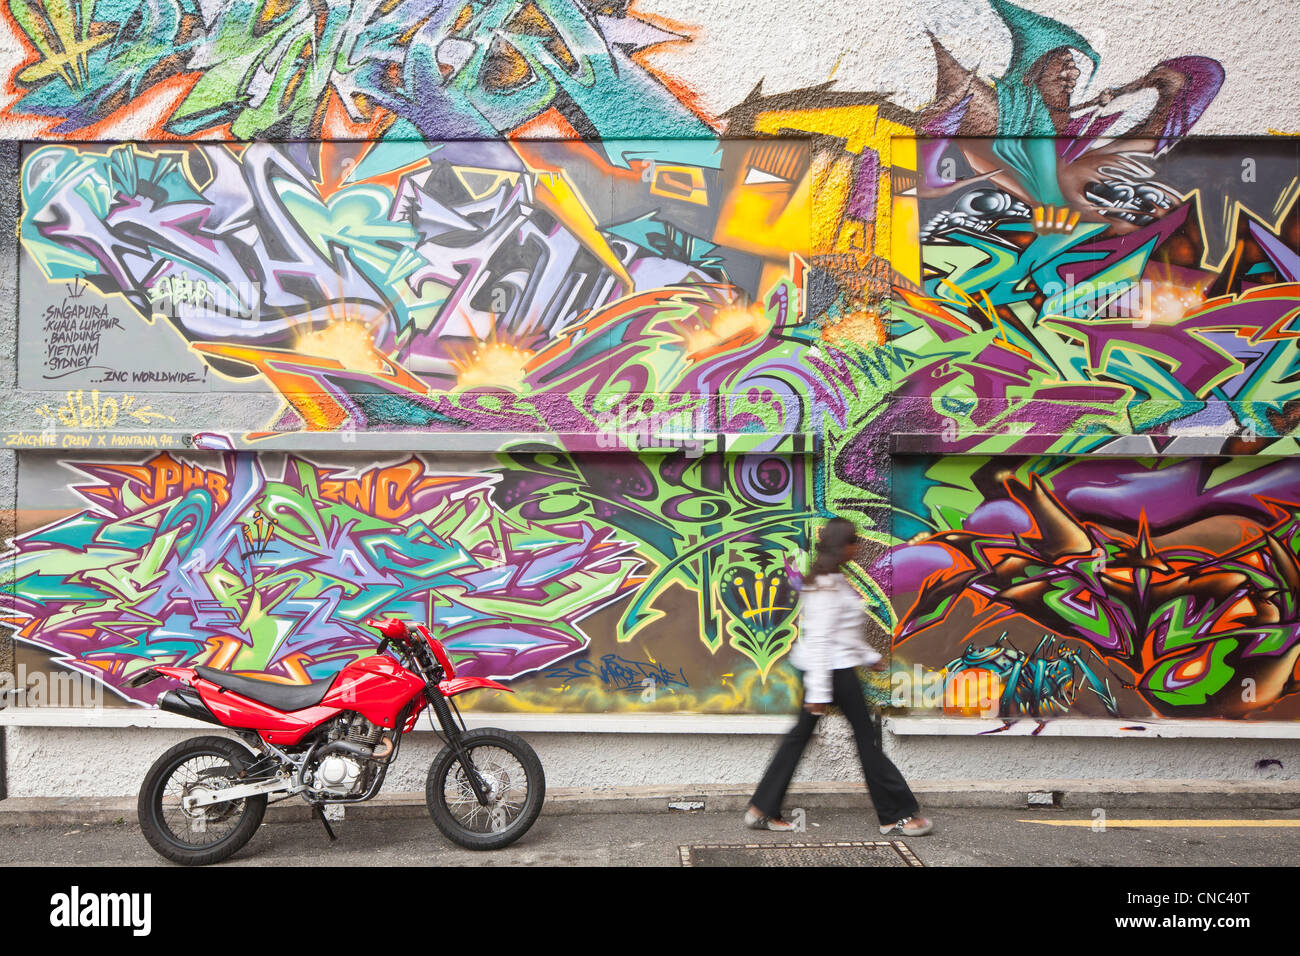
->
xmin=194 ymin=666 xmax=336 ymax=712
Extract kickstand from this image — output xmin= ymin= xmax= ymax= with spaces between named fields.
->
xmin=312 ymin=804 xmax=338 ymax=842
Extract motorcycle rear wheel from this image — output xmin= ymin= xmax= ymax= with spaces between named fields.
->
xmin=426 ymin=728 xmax=545 ymax=850
xmin=138 ymin=735 xmax=267 ymax=866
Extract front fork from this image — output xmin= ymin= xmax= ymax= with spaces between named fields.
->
xmin=425 ymin=686 xmax=492 ymax=807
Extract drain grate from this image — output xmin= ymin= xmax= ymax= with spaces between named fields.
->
xmin=679 ymin=840 xmax=923 ymax=867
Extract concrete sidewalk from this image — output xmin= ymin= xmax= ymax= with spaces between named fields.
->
xmin=3 ymin=778 xmax=1298 ymax=826
xmin=4 ymin=802 xmax=1299 ymax=867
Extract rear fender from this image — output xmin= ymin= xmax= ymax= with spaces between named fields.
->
xmin=149 ymin=666 xmax=198 ymax=685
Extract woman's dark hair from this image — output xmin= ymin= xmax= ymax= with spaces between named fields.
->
xmin=809 ymin=518 xmax=860 ymax=579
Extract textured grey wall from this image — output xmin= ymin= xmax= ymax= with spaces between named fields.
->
xmin=6 ymin=719 xmax=1299 ymax=799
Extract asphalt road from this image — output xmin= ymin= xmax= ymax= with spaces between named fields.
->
xmin=3 ymin=805 xmax=1297 ymax=867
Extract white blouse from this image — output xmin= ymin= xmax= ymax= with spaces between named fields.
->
xmin=788 ymin=572 xmax=882 ymax=704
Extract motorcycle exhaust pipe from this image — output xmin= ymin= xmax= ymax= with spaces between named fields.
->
xmin=158 ymin=688 xmax=224 ymax=726
xmin=317 ymin=739 xmax=375 ymax=759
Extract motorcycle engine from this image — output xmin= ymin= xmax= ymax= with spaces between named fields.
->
xmin=309 ymin=713 xmax=384 ymax=796
xmin=314 ymin=754 xmax=363 ymax=795
xmin=344 ymin=713 xmax=384 ymax=747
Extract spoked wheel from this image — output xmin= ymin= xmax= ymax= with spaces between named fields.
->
xmin=138 ymin=736 xmax=267 ymax=866
xmin=426 ymin=728 xmax=545 ymax=850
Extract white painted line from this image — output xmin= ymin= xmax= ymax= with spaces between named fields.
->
xmin=1019 ymin=819 xmax=1300 ymax=827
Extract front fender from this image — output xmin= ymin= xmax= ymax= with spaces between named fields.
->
xmin=438 ymin=676 xmax=512 ymax=697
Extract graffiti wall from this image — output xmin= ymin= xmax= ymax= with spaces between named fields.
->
xmin=6 ymin=449 xmax=810 ymax=711
xmin=898 ymin=135 xmax=1299 ymax=447
xmin=2 ymin=0 xmax=1297 ymax=721
xmin=881 ymin=132 xmax=1300 ymax=722
xmin=891 ymin=458 xmax=1300 ymax=720
xmin=19 ymin=139 xmax=808 ymax=420
xmin=10 ymin=135 xmax=822 ymax=713
xmin=0 ymin=0 xmax=715 ymax=142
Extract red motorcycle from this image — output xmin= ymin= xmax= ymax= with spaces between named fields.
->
xmin=129 ymin=618 xmax=545 ymax=865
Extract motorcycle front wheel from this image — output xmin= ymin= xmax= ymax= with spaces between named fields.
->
xmin=138 ymin=735 xmax=267 ymax=866
xmin=426 ymin=728 xmax=545 ymax=850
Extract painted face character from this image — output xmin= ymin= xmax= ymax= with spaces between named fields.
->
xmin=917 ymin=2 xmax=1222 ymax=236
xmin=1056 ymin=155 xmax=1178 ymax=230
xmin=1030 ymin=48 xmax=1083 ymax=115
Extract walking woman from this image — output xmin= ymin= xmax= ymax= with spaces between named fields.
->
xmin=744 ymin=518 xmax=933 ymax=835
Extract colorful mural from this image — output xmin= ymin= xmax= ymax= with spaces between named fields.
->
xmin=879 ymin=122 xmax=1298 ymax=721
xmin=1 ymin=0 xmax=712 ymax=144
xmin=890 ymin=460 xmax=1300 ymax=720
xmin=11 ymin=134 xmax=822 ymax=712
xmin=6 ymin=448 xmax=811 ymax=710
xmin=9 ymin=452 xmax=643 ymax=700
xmin=879 ymin=136 xmax=1299 ymax=450
xmin=18 ymin=138 xmax=807 ymax=403
xmin=4 ymin=0 xmax=1299 ymax=720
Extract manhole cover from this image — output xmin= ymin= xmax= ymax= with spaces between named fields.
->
xmin=679 ymin=841 xmax=923 ymax=867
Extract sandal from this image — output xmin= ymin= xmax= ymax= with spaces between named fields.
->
xmin=744 ymin=807 xmax=798 ymax=832
xmin=879 ymin=815 xmax=933 ymax=836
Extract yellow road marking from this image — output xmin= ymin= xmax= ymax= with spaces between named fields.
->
xmin=1018 ymin=819 xmax=1300 ymax=827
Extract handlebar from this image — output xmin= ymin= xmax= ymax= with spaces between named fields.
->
xmin=364 ymin=619 xmax=456 ymax=680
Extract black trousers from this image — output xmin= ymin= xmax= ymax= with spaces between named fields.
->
xmin=751 ymin=668 xmax=919 ymax=825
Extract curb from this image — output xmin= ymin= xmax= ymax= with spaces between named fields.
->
xmin=3 ymin=779 xmax=1299 ymax=826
